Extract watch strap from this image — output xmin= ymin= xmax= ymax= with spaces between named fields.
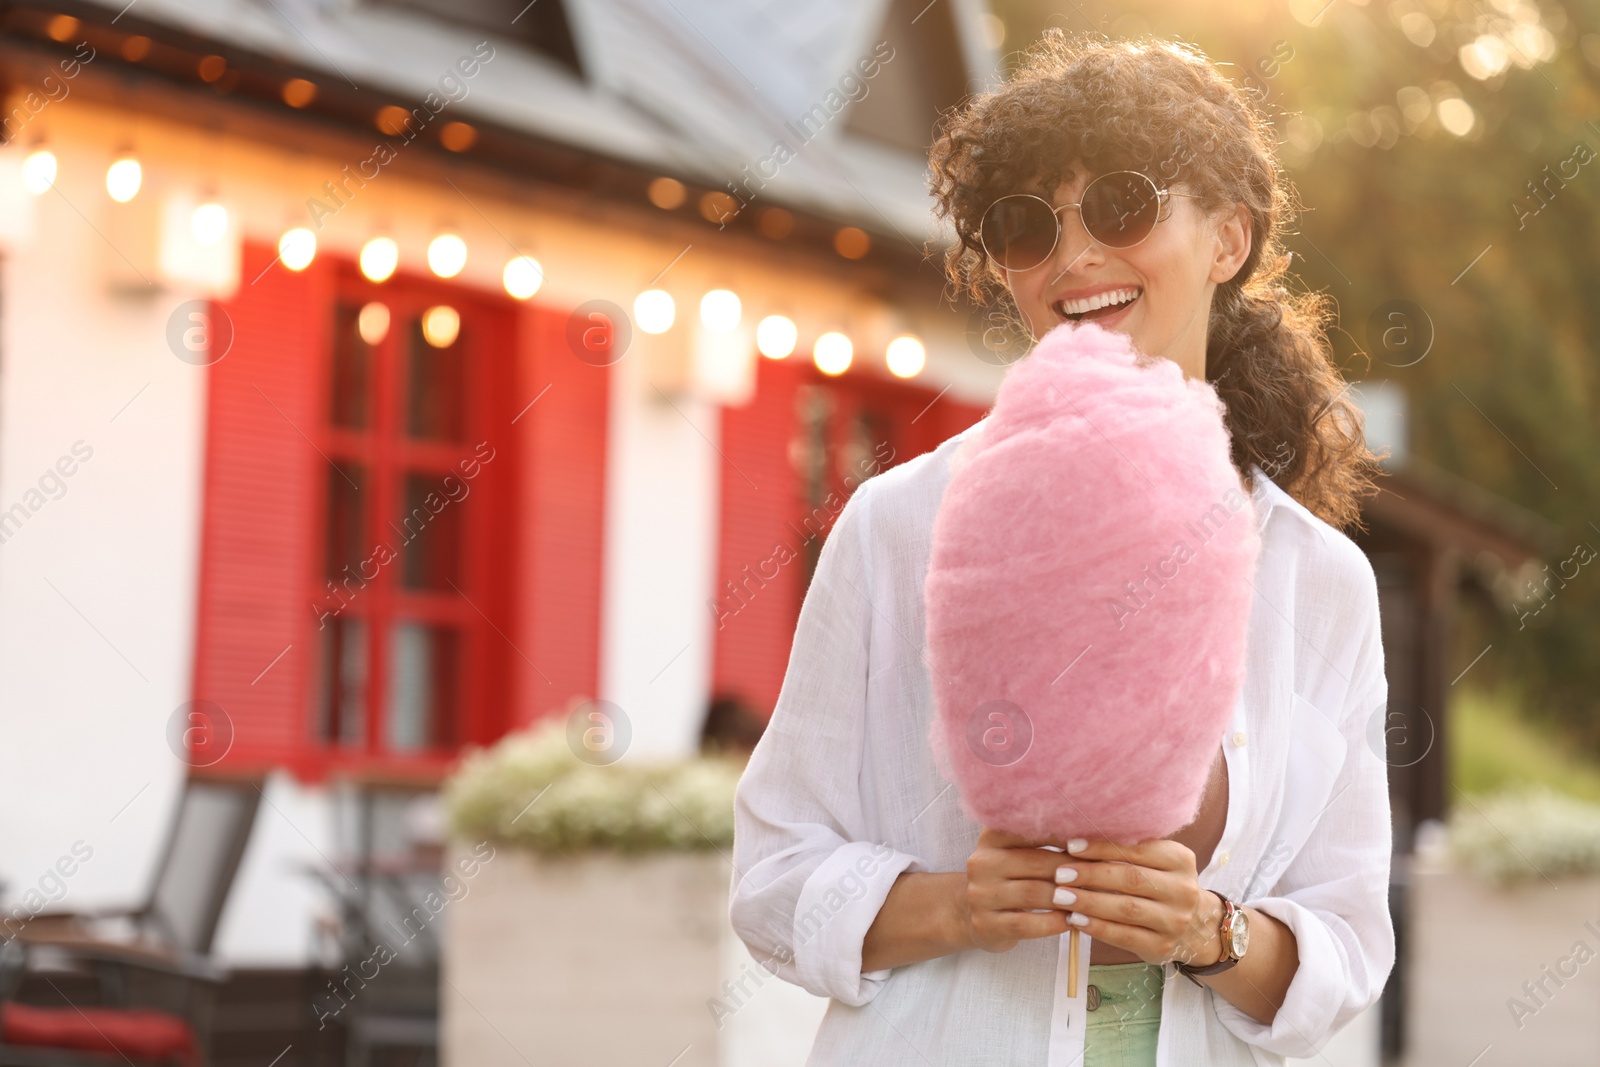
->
xmin=1176 ymin=892 xmax=1241 ymax=984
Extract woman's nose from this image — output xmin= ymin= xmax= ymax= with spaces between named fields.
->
xmin=1046 ymin=210 xmax=1104 ymax=282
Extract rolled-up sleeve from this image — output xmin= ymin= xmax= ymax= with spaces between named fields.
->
xmin=727 ymin=480 xmax=925 ymax=1006
xmin=1216 ymin=552 xmax=1395 ymax=1058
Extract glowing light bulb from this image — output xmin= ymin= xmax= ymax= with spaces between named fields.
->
xmin=813 ymin=332 xmax=852 ymax=375
xmin=634 ymin=289 xmax=675 ymax=334
xmin=360 ymin=236 xmax=398 ymax=282
xmin=699 ymin=289 xmax=741 ymax=332
xmin=358 ymin=302 xmax=390 ymax=345
xmin=756 ymin=315 xmax=797 ymax=359
xmin=279 ymin=228 xmax=316 ymax=271
xmin=23 ymin=149 xmax=57 ymax=194
xmin=427 ymin=233 xmax=467 ymax=278
xmin=422 ymin=305 xmax=460 ymax=348
xmin=106 ymin=155 xmax=142 ymax=202
xmin=503 ymin=255 xmax=544 ymax=300
xmin=886 ymin=335 xmax=926 ymax=378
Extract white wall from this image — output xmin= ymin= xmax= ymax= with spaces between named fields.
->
xmin=0 ymin=134 xmax=206 ymax=918
xmin=211 ymin=774 xmax=335 ymax=965
xmin=599 ymin=338 xmax=724 ymax=761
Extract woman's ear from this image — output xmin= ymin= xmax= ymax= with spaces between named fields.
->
xmin=1210 ymin=203 xmax=1253 ymax=285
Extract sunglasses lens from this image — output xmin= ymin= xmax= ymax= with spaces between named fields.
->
xmin=981 ymin=196 xmax=1058 ymax=271
xmin=1081 ymin=172 xmax=1160 ymax=249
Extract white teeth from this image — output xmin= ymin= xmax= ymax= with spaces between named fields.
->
xmin=1056 ymin=287 xmax=1141 ymax=317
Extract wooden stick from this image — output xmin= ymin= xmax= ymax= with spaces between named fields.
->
xmin=1067 ymin=927 xmax=1079 ymax=997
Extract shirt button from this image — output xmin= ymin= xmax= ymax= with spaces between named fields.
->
xmin=1218 ymin=851 xmax=1230 ymax=867
xmin=1232 ymin=731 xmax=1247 ymax=747
xmin=1086 ymin=984 xmax=1101 ymax=1011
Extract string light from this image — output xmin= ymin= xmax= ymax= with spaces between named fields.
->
xmin=279 ymin=228 xmax=316 ymax=271
xmin=886 ymin=335 xmax=926 ymax=379
xmin=427 ymin=233 xmax=467 ymax=278
xmin=282 ymin=78 xmax=317 ymax=108
xmin=647 ymin=177 xmax=686 ymax=209
xmin=22 ymin=149 xmax=57 ymax=194
xmin=106 ymin=154 xmax=142 ymax=202
xmin=360 ymin=236 xmax=398 ymax=282
xmin=422 ymin=305 xmax=460 ymax=348
xmin=503 ymin=256 xmax=544 ymax=300
xmin=634 ymin=289 xmax=675 ymax=334
xmin=358 ymin=302 xmax=390 ymax=345
xmin=700 ymin=289 xmax=741 ymax=332
xmin=813 ymin=332 xmax=852 ymax=375
xmin=756 ymin=315 xmax=797 ymax=359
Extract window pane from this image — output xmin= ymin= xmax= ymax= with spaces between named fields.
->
xmin=331 ymin=305 xmax=372 ymax=429
xmin=324 ymin=462 xmax=367 ymax=583
xmin=317 ymin=617 xmax=367 ymax=747
xmin=387 ymin=622 xmax=460 ymax=751
xmin=843 ymin=406 xmax=893 ymax=484
xmin=792 ymin=385 xmax=836 ymax=590
xmin=406 ymin=316 xmax=466 ymax=440
xmin=398 ymin=472 xmax=463 ymax=591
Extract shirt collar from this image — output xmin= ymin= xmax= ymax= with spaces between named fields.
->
xmin=1248 ymin=462 xmax=1334 ymax=547
xmin=1248 ymin=463 xmax=1281 ymax=532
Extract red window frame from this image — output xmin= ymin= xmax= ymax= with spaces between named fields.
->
xmin=307 ymin=264 xmax=517 ymax=775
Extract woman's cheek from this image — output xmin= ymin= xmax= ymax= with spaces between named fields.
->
xmin=1020 ymin=289 xmax=1051 ymax=338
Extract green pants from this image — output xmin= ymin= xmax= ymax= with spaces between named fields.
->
xmin=1083 ymin=961 xmax=1164 ymax=1067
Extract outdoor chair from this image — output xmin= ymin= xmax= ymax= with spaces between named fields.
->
xmin=0 ymin=774 xmax=263 ymax=1066
xmin=308 ymin=781 xmax=442 ymax=1067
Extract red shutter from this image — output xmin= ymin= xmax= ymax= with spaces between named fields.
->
xmin=192 ymin=241 xmax=332 ymax=775
xmin=511 ymin=306 xmax=609 ymax=729
xmin=712 ymin=356 xmax=806 ymax=718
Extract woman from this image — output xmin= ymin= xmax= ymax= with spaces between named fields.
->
xmin=729 ymin=31 xmax=1394 ymax=1066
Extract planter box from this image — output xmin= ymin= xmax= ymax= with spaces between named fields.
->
xmin=442 ymin=844 xmax=829 ymax=1067
xmin=1402 ymin=849 xmax=1600 ymax=1067
xmin=442 ymin=842 xmax=1393 ymax=1066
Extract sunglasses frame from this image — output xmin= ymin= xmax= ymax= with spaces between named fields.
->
xmin=979 ymin=170 xmax=1203 ymax=273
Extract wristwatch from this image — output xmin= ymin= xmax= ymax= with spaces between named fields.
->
xmin=1176 ymin=891 xmax=1249 ymax=985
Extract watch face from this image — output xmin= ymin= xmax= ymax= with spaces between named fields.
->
xmin=1229 ymin=912 xmax=1249 ymax=958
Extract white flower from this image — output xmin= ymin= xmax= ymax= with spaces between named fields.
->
xmin=1447 ymin=786 xmax=1600 ymax=885
xmin=444 ymin=713 xmax=745 ymax=854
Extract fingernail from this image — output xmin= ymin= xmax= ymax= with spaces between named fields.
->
xmin=1053 ymin=887 xmax=1077 ymax=906
xmin=1067 ymin=838 xmax=1088 ymax=854
xmin=1055 ymin=866 xmax=1077 ymax=884
xmin=1069 ymin=911 xmax=1090 ymax=926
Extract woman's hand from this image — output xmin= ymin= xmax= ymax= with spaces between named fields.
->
xmin=865 ymin=831 xmax=1223 ymax=971
xmin=861 ymin=827 xmax=1075 ymax=971
xmin=1048 ymin=837 xmax=1222 ymax=966
xmin=959 ymin=827 xmax=1075 ymax=953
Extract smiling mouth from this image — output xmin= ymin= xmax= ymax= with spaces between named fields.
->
xmin=1054 ymin=287 xmax=1142 ymax=323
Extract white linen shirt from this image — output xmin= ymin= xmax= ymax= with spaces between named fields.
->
xmin=728 ymin=417 xmax=1395 ymax=1066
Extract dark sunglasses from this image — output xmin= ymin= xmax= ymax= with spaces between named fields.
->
xmin=978 ymin=170 xmax=1202 ymax=272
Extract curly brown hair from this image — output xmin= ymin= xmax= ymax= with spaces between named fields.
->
xmin=928 ymin=29 xmax=1382 ymax=531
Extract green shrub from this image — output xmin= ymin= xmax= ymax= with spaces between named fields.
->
xmin=1452 ymin=685 xmax=1600 ymax=804
xmin=443 ymin=715 xmax=745 ymax=854
xmin=1447 ymin=786 xmax=1600 ymax=885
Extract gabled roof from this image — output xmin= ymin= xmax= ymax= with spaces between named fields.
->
xmin=72 ymin=0 xmax=1000 ymax=241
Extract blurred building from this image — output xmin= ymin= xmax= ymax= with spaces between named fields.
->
xmin=0 ymin=0 xmax=998 ymax=1001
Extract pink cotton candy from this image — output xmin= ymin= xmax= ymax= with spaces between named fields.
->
xmin=924 ymin=320 xmax=1261 ymax=844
